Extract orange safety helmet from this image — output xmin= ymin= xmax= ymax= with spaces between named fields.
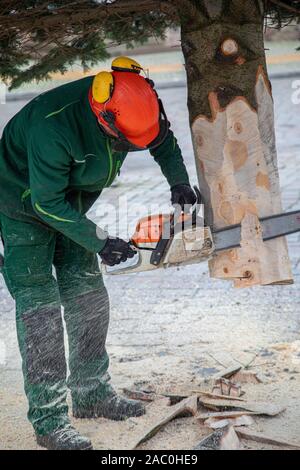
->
xmin=89 ymin=56 xmax=169 ymax=151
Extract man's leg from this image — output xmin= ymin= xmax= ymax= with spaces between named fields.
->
xmin=54 ymin=234 xmax=145 ymax=420
xmin=0 ymin=214 xmax=68 ymax=434
xmin=0 ymin=214 xmax=92 ymax=449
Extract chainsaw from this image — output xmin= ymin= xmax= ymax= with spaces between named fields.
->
xmin=101 ymin=187 xmax=300 ymax=276
xmin=0 ymin=188 xmax=299 ymax=275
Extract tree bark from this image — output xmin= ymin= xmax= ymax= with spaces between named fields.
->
xmin=178 ymin=0 xmax=293 ymax=287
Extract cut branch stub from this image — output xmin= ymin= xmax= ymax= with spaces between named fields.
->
xmin=221 ymin=38 xmax=238 ymax=56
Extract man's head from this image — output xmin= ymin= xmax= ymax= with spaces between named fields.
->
xmin=89 ymin=56 xmax=169 ymax=151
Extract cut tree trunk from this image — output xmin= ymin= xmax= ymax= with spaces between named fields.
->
xmin=178 ymin=0 xmax=293 ymax=287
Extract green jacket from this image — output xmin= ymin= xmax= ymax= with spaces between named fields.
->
xmin=0 ymin=76 xmax=190 ymax=253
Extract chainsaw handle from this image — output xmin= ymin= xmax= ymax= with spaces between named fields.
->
xmin=151 ymin=186 xmax=204 ymax=267
xmin=192 ymin=185 xmax=206 ymax=226
xmin=101 ymin=247 xmax=141 ymax=275
xmin=193 ymin=185 xmax=202 ymax=206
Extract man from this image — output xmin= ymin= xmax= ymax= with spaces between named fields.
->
xmin=0 ymin=56 xmax=196 ymax=450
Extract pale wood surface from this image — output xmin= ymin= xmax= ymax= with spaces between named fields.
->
xmin=192 ymin=67 xmax=293 ymax=287
xmin=235 ymin=428 xmax=300 ymax=450
xmin=198 ymin=397 xmax=285 ymax=416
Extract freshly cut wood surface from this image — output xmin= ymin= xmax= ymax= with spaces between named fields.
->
xmin=192 ymin=68 xmax=292 ymax=287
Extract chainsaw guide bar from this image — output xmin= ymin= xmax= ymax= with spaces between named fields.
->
xmin=103 ymin=209 xmax=300 ymax=276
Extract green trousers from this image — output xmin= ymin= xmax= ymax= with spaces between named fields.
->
xmin=0 ymin=212 xmax=110 ymax=436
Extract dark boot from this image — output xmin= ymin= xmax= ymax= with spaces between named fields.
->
xmin=73 ymin=390 xmax=146 ymax=421
xmin=36 ymin=424 xmax=93 ymax=450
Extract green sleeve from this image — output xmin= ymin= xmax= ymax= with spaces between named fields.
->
xmin=150 ymin=129 xmax=190 ymax=188
xmin=28 ymin=126 xmax=107 ymax=253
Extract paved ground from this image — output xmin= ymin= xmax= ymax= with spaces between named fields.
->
xmin=0 ymin=77 xmax=299 ymax=450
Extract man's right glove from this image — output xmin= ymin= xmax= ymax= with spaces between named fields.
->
xmin=99 ymin=237 xmax=137 ymax=266
xmin=171 ymin=184 xmax=197 ymax=212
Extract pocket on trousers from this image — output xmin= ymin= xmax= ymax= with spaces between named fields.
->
xmin=4 ymin=220 xmax=52 ymax=247
xmin=1 ymin=215 xmax=55 ymax=293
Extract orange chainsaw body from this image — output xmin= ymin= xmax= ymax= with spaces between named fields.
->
xmin=131 ymin=213 xmax=190 ymax=246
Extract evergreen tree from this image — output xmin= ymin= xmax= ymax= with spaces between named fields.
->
xmin=0 ymin=1 xmax=298 ymax=89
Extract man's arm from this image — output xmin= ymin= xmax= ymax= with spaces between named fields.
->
xmin=150 ymin=128 xmax=197 ymax=211
xmin=28 ymin=126 xmax=108 ymax=253
xmin=150 ymin=129 xmax=190 ymax=188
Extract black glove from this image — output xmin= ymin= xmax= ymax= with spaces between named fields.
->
xmin=171 ymin=184 xmax=197 ymax=212
xmin=99 ymin=237 xmax=137 ymax=266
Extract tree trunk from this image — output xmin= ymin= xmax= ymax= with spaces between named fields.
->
xmin=178 ymin=0 xmax=293 ymax=287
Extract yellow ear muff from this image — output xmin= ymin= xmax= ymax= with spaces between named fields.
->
xmin=92 ymin=71 xmax=114 ymax=104
xmin=111 ymin=56 xmax=143 ymax=74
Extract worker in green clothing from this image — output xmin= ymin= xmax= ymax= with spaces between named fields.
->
xmin=0 ymin=56 xmax=196 ymax=450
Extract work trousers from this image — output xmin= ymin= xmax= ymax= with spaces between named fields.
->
xmin=0 ymin=213 xmax=110 ymax=435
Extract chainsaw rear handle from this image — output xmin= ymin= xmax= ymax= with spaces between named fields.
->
xmin=193 ymin=185 xmax=202 ymax=206
xmin=151 ymin=186 xmax=203 ymax=267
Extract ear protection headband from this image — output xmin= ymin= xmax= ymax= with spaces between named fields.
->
xmin=92 ymin=56 xmax=144 ymax=104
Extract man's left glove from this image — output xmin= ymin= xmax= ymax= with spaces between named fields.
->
xmin=99 ymin=237 xmax=137 ymax=266
xmin=171 ymin=184 xmax=197 ymax=212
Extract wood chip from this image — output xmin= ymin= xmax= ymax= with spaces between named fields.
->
xmin=198 ymin=365 xmax=242 ymax=386
xmin=198 ymin=397 xmax=285 ymax=416
xmin=235 ymin=428 xmax=300 ymax=450
xmin=211 ymin=365 xmax=242 ymax=380
xmin=132 ymin=395 xmax=198 ymax=449
xmin=206 ymin=351 xmax=240 ymax=368
xmin=231 ymin=370 xmax=263 ymax=384
xmin=204 ymin=415 xmax=255 ymax=429
xmin=198 ymin=410 xmax=258 ymax=421
xmin=194 ymin=425 xmax=240 ymax=450
xmin=192 ymin=390 xmax=245 ymax=402
xmin=123 ymin=388 xmax=157 ymax=402
xmin=212 ymin=378 xmax=243 ymax=397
